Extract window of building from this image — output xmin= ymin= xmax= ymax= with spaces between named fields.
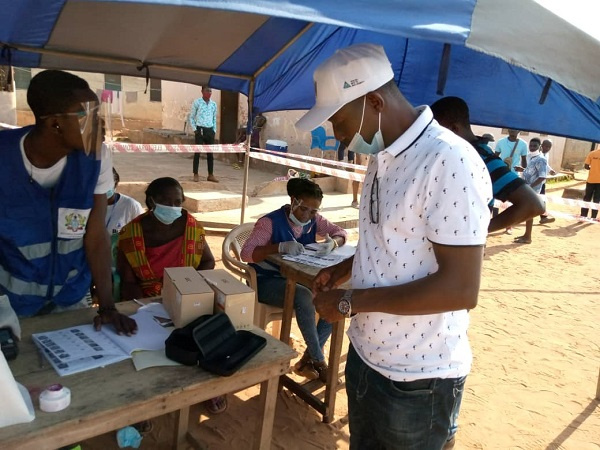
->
xmin=104 ymin=74 xmax=122 ymax=91
xmin=14 ymin=67 xmax=32 ymax=90
xmin=149 ymin=79 xmax=162 ymax=102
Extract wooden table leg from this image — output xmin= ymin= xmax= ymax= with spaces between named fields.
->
xmin=174 ymin=406 xmax=190 ymax=449
xmin=323 ymin=319 xmax=345 ymax=423
xmin=280 ymin=277 xmax=297 ymax=345
xmin=254 ymin=376 xmax=280 ymax=450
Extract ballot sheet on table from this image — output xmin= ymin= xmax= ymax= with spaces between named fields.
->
xmin=282 ymin=244 xmax=356 ymax=268
xmin=32 ymin=303 xmax=173 ymax=376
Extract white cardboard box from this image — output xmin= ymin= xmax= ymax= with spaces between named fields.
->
xmin=198 ymin=269 xmax=255 ymax=330
xmin=162 ymin=267 xmax=214 ymax=328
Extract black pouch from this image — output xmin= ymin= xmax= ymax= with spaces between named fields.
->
xmin=165 ymin=314 xmax=266 ymax=376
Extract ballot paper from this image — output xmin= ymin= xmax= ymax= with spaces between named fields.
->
xmin=32 ymin=303 xmax=173 ymax=376
xmin=282 ymin=244 xmax=356 ymax=268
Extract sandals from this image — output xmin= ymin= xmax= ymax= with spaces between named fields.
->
xmin=204 ymin=395 xmax=228 ymax=414
xmin=513 ymin=236 xmax=532 ymax=244
xmin=293 ymin=352 xmax=328 ymax=382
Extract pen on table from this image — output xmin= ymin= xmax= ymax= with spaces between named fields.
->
xmin=132 ymin=298 xmax=145 ymax=307
xmin=288 ymin=231 xmax=297 ymax=242
xmin=37 ymin=346 xmax=46 ymax=369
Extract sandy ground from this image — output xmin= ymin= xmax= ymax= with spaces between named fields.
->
xmin=81 ymin=154 xmax=599 ymax=449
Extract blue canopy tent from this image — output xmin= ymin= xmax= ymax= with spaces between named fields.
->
xmin=2 ymin=0 xmax=599 ymax=137
xmin=1 ymin=0 xmax=599 ymax=220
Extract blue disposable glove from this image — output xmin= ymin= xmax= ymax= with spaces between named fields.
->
xmin=316 ymin=234 xmax=336 ymax=256
xmin=278 ymin=241 xmax=305 ymax=256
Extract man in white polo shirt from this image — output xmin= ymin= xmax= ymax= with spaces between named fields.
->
xmin=299 ymin=44 xmax=492 ymax=449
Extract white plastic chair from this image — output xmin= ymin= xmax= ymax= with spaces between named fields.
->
xmin=221 ymin=223 xmax=284 ymax=337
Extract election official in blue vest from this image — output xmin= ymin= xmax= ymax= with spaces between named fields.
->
xmin=0 ymin=70 xmax=137 ymax=335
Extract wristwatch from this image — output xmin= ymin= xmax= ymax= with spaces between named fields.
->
xmin=338 ymin=289 xmax=353 ymax=317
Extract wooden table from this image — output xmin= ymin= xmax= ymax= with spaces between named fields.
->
xmin=266 ymin=254 xmax=347 ymax=424
xmin=1 ymin=302 xmax=295 ymax=450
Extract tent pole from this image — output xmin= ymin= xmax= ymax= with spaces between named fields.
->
xmin=240 ymin=79 xmax=255 ymax=224
xmin=239 ymin=23 xmax=312 ymax=224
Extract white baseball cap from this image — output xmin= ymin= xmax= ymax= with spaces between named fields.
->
xmin=296 ymin=43 xmax=394 ymax=131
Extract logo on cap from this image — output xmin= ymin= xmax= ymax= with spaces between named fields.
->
xmin=343 ymin=79 xmax=364 ymax=89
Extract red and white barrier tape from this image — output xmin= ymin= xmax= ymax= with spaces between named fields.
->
xmin=249 ymin=151 xmax=365 ymax=182
xmin=107 ymin=142 xmax=245 ymax=154
xmin=103 ymin=141 xmax=598 ymax=210
xmin=252 ymin=146 xmax=367 ymax=172
xmin=494 ymin=196 xmax=599 ymax=211
xmin=546 ymin=210 xmax=599 ymax=224
xmin=541 ymin=195 xmax=599 ymax=210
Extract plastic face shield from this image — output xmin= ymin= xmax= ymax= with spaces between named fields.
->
xmin=41 ymin=101 xmax=102 ymax=155
xmin=78 ymin=101 xmax=102 ymax=156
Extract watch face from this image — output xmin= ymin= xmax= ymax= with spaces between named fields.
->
xmin=338 ymin=300 xmax=351 ymax=315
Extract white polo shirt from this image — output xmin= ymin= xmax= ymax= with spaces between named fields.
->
xmin=348 ymin=106 xmax=492 ymax=382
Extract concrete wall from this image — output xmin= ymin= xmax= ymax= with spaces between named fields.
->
xmin=562 ymin=139 xmax=595 ymax=169
xmin=161 ymin=81 xmax=221 ymax=135
xmin=0 ymin=91 xmax=16 ymax=126
xmin=15 ymin=69 xmax=162 ymax=130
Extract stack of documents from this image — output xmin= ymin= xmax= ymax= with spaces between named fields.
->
xmin=33 ymin=303 xmax=173 ymax=376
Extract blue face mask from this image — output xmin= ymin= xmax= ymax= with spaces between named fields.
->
xmin=106 ymin=188 xmax=115 ymax=199
xmin=347 ymin=96 xmax=385 ymax=155
xmin=153 ymin=203 xmax=183 ymax=225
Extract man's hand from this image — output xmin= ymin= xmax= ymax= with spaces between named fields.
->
xmin=513 ymin=165 xmax=524 ymax=173
xmin=549 ymin=169 xmax=556 ymax=176
xmin=312 ymin=257 xmax=352 ymax=294
xmin=278 ymin=241 xmax=304 ymax=255
xmin=94 ymin=309 xmax=138 ymax=335
xmin=314 ymin=289 xmax=346 ymax=323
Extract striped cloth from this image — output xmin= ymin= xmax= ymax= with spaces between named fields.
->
xmin=118 ymin=210 xmax=206 ymax=297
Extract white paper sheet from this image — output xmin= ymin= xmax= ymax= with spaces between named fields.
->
xmin=283 ymin=244 xmax=356 ymax=268
xmin=32 ymin=303 xmax=174 ymax=377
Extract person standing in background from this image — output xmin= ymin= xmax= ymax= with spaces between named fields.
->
xmin=495 ymin=129 xmax=528 ymax=172
xmin=538 ymin=139 xmax=556 ymax=224
xmin=513 ymin=138 xmax=549 ymax=244
xmin=580 ymin=146 xmax=600 ymax=220
xmin=189 ymin=87 xmax=218 ymax=183
xmin=494 ymin=129 xmax=528 ymax=234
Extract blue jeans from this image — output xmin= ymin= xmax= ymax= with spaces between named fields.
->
xmin=345 ymin=344 xmax=466 ymax=450
xmin=256 ymin=274 xmax=331 ymax=362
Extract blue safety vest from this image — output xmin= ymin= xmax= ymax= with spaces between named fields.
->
xmin=250 ymin=206 xmax=317 ymax=277
xmin=0 ymin=126 xmax=101 ymax=316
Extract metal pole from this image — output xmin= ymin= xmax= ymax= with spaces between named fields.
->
xmin=239 ymin=22 xmax=314 ymax=223
xmin=240 ymin=79 xmax=255 ymax=224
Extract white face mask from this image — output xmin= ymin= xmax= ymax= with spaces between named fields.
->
xmin=347 ymin=96 xmax=385 ymax=155
xmin=289 ymin=199 xmax=312 ymax=227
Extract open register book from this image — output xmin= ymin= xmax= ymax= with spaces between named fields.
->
xmin=32 ymin=303 xmax=173 ymax=376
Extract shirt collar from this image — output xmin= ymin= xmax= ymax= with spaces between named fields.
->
xmin=383 ymin=105 xmax=434 ymax=158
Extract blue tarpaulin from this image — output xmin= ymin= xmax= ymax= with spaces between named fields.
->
xmin=1 ymin=0 xmax=599 ymax=140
